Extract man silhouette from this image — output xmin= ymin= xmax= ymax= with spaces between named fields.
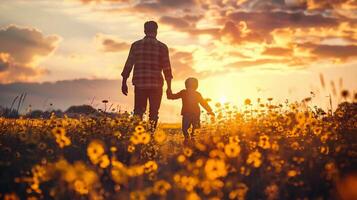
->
xmin=121 ymin=21 xmax=173 ymax=131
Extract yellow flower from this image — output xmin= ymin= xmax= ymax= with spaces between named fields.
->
xmin=175 ymin=175 xmax=198 ymax=191
xmin=258 ymin=135 xmax=271 ymax=149
xmin=184 ymin=148 xmax=193 ymax=157
xmin=111 ymin=166 xmax=128 ymax=184
xmin=195 ymin=159 xmax=204 ymax=167
xmin=153 ymin=180 xmax=171 ymax=195
xmin=313 ymin=126 xmax=323 ymax=135
xmin=287 ymin=170 xmax=298 ymax=177
xmin=52 ymin=127 xmax=71 ymax=148
xmin=247 ymin=151 xmax=262 ymax=168
xmin=193 ymin=129 xmax=200 ymax=136
xmin=128 ymin=144 xmax=135 ymax=153
xmin=130 ymin=190 xmax=146 ymax=200
xmin=154 ymin=130 xmax=167 ymax=143
xmin=114 ymin=131 xmax=122 ymax=138
xmin=229 ymin=135 xmax=240 ymax=144
xmin=177 ymin=155 xmax=186 ymax=163
xmin=290 ymin=141 xmax=300 ymax=150
xmin=127 ymin=165 xmax=145 ymax=177
xmin=217 ymin=142 xmax=225 ymax=149
xmin=130 ymin=132 xmax=151 ymax=145
xmin=320 ymin=134 xmax=328 ymax=143
xmin=140 ymin=132 xmax=151 ymax=144
xmin=130 ymin=134 xmax=141 ymax=145
xmin=320 ymin=146 xmax=329 ymax=155
xmin=229 ymin=183 xmax=248 ymax=200
xmin=144 ymin=161 xmax=158 ymax=173
xmin=87 ymin=140 xmax=105 ymax=164
xmin=73 ymin=179 xmax=88 ymax=194
xmin=224 ymin=142 xmax=241 ymax=158
xmin=204 ymin=159 xmax=227 ymax=180
xmin=186 ymin=192 xmax=201 ymax=200
xmin=110 ymin=146 xmax=117 ymax=152
xmin=99 ymin=155 xmax=110 ymax=168
xmin=271 ymin=141 xmax=279 ymax=151
xmin=135 ymin=125 xmax=145 ymax=133
xmin=52 ymin=127 xmax=66 ymax=136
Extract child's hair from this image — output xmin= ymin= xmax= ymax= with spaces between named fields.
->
xmin=185 ymin=77 xmax=198 ymax=90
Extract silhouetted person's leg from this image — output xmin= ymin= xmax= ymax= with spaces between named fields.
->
xmin=191 ymin=115 xmax=200 ymax=140
xmin=134 ymin=87 xmax=148 ymax=120
xmin=182 ymin=115 xmax=193 ymax=143
xmin=148 ymin=88 xmax=162 ymax=132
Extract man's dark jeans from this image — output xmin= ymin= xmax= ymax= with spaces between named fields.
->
xmin=134 ymin=87 xmax=163 ymax=131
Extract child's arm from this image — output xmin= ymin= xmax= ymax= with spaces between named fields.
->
xmin=199 ymin=94 xmax=214 ymax=115
xmin=166 ymin=89 xmax=183 ymax=100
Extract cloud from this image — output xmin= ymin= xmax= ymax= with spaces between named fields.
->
xmin=0 ymin=53 xmax=10 ymax=72
xmin=220 ymin=21 xmax=265 ymax=44
xmin=160 ymin=16 xmax=191 ymax=29
xmin=57 ymin=0 xmax=357 ymax=73
xmin=232 ymin=0 xmax=357 ymax=12
xmin=158 ymin=0 xmax=196 ymax=8
xmin=226 ymin=11 xmax=340 ymax=34
xmin=262 ymin=47 xmax=293 ymax=57
xmin=170 ymin=49 xmax=199 ymax=79
xmin=0 ymin=25 xmax=60 ymax=64
xmin=120 ymin=0 xmax=198 ymax=14
xmin=300 ymin=43 xmax=357 ymax=60
xmin=304 ymin=0 xmax=357 ymax=10
xmin=95 ymin=34 xmax=130 ymax=52
xmin=226 ymin=58 xmax=291 ymax=69
xmin=79 ymin=0 xmax=130 ymax=3
xmin=0 ymin=25 xmax=60 ymax=83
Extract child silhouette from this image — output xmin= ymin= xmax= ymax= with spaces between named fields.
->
xmin=167 ymin=77 xmax=214 ymax=142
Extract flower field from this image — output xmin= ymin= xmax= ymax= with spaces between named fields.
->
xmin=0 ymin=101 xmax=356 ymax=200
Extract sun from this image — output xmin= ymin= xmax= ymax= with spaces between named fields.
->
xmin=219 ymin=96 xmax=228 ymax=104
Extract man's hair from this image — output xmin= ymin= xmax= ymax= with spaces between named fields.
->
xmin=144 ymin=21 xmax=158 ymax=34
xmin=185 ymin=77 xmax=198 ymax=90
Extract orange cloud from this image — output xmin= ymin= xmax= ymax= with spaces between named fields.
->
xmin=170 ymin=49 xmax=200 ymax=80
xmin=0 ymin=53 xmax=48 ymax=83
xmin=0 ymin=25 xmax=60 ymax=83
xmin=76 ymin=0 xmax=357 ymax=71
xmin=225 ymin=58 xmax=292 ymax=69
xmin=159 ymin=15 xmax=203 ymax=30
xmin=220 ymin=21 xmax=264 ymax=44
xmin=305 ymin=0 xmax=357 ymax=10
xmin=79 ymin=0 xmax=130 ymax=3
xmin=300 ymin=43 xmax=357 ymax=61
xmin=0 ymin=25 xmax=60 ymax=64
xmin=0 ymin=53 xmax=10 ymax=72
xmin=262 ymin=47 xmax=293 ymax=57
xmin=226 ymin=11 xmax=340 ymax=34
xmin=95 ymin=34 xmax=130 ymax=52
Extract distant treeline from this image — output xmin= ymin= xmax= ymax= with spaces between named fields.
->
xmin=0 ymin=105 xmax=103 ymax=119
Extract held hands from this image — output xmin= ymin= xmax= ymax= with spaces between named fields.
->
xmin=166 ymin=88 xmax=172 ymax=98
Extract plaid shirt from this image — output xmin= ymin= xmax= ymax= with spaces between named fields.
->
xmin=121 ymin=36 xmax=173 ymax=88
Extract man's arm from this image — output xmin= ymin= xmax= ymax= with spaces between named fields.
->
xmin=166 ymin=79 xmax=172 ymax=92
xmin=121 ymin=44 xmax=135 ymax=96
xmin=162 ymin=45 xmax=173 ymax=90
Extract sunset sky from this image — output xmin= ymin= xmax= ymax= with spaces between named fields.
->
xmin=0 ymin=0 xmax=356 ymax=122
